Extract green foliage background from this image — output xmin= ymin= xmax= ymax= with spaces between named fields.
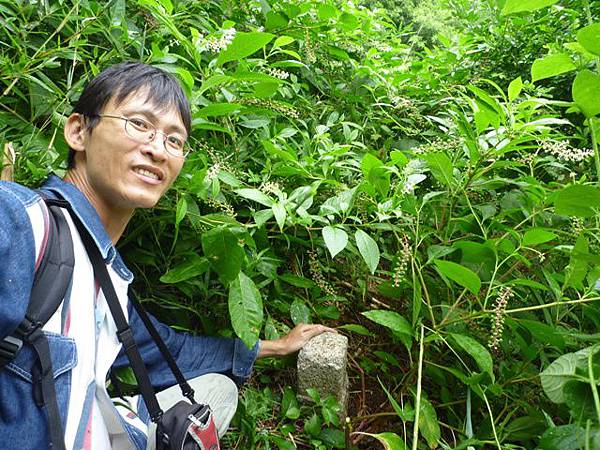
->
xmin=3 ymin=0 xmax=600 ymax=448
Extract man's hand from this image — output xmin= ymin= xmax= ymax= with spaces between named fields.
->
xmin=258 ymin=324 xmax=337 ymax=358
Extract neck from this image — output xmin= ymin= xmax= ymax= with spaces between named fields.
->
xmin=63 ymin=169 xmax=133 ymax=244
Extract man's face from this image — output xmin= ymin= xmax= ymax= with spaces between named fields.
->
xmin=79 ymin=89 xmax=187 ymax=212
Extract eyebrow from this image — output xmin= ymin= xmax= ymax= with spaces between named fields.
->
xmin=121 ymin=107 xmax=187 ymax=137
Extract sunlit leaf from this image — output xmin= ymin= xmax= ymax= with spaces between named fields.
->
xmin=434 ymin=260 xmax=481 ymax=294
xmin=355 ymin=229 xmax=380 ymax=274
xmin=228 ymin=272 xmax=264 ymax=348
xmin=502 ymin=0 xmax=558 ymax=15
xmin=217 ymin=32 xmax=275 ymax=65
xmin=322 ymin=226 xmax=348 ymax=258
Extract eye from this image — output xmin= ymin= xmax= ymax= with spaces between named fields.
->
xmin=128 ymin=117 xmax=151 ymax=131
xmin=166 ymin=135 xmax=185 ymax=149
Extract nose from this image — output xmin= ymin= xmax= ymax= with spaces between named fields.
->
xmin=142 ymin=131 xmax=168 ymax=161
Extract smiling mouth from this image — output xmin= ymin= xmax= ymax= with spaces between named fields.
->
xmin=133 ymin=167 xmax=161 ymax=181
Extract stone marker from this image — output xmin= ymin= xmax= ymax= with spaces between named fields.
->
xmin=297 ymin=332 xmax=349 ymax=417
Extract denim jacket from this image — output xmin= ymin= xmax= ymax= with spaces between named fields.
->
xmin=0 ymin=175 xmax=258 ymax=450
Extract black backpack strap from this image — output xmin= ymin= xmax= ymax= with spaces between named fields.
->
xmin=67 ymin=210 xmax=166 ymax=425
xmin=129 ymin=289 xmax=196 ymax=403
xmin=0 ymin=194 xmax=74 ymax=450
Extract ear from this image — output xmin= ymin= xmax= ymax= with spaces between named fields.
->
xmin=64 ymin=113 xmax=87 ymax=152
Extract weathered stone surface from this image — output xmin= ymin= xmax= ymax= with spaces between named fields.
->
xmin=297 ymin=332 xmax=349 ymax=416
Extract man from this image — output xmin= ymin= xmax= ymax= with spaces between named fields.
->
xmin=0 ymin=61 xmax=333 ymax=450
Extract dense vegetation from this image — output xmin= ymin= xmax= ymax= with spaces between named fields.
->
xmin=2 ymin=0 xmax=600 ymax=448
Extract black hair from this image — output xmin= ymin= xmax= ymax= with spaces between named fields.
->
xmin=67 ymin=61 xmax=192 ymax=168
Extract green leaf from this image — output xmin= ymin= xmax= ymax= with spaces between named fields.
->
xmin=554 ymin=184 xmax=600 ymax=217
xmin=281 ymin=386 xmax=301 ymax=419
xmin=273 ymin=36 xmax=295 ymax=48
xmin=508 ymin=76 xmax=523 ymax=101
xmin=217 ymin=32 xmax=275 ymax=65
xmin=317 ymin=4 xmax=338 ymax=20
xmin=355 ymin=229 xmax=380 ymax=274
xmin=538 ymin=424 xmax=588 ymax=450
xmin=423 ymin=152 xmax=454 ymax=188
xmin=434 ymin=260 xmax=481 ymax=294
xmin=418 ymin=397 xmax=441 ymax=449
xmin=175 ymin=196 xmax=187 ymax=227
xmin=353 ymin=432 xmax=407 ymax=450
xmin=522 ymin=228 xmax=557 ymax=246
xmin=573 ymin=70 xmax=600 ymax=118
xmin=362 ymin=310 xmax=413 ymax=337
xmin=531 ymin=53 xmax=576 ymax=82
xmin=235 ymin=188 xmax=274 ymax=207
xmin=278 ymin=273 xmax=316 ymax=289
xmin=196 ymin=103 xmax=243 ymax=117
xmin=160 ymin=255 xmax=209 ymax=283
xmin=450 ymin=333 xmax=494 ymax=382
xmin=201 ymin=227 xmax=244 ymax=284
xmin=540 ymin=348 xmax=592 ymax=403
xmin=378 ymin=378 xmax=414 ymax=422
xmin=228 ymin=272 xmax=264 ymax=349
xmin=290 ymin=298 xmax=311 ymax=325
xmin=565 ymin=234 xmax=589 ymax=289
xmin=502 ymin=0 xmax=558 ymax=15
xmin=322 ymin=226 xmax=348 ymax=258
xmin=518 ymin=319 xmax=565 ymax=349
xmin=337 ymin=324 xmax=375 ymax=337
xmin=272 ymin=201 xmax=286 ymax=230
xmin=577 ymin=22 xmax=600 ymax=56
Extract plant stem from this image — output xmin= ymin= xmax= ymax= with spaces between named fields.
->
xmin=412 ymin=325 xmax=425 ymax=450
xmin=482 ymin=389 xmax=502 ymax=450
xmin=587 ymin=346 xmax=600 ymax=424
xmin=590 ymin=118 xmax=600 ymax=182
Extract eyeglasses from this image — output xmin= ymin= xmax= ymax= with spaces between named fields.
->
xmin=91 ymin=114 xmax=190 ymax=158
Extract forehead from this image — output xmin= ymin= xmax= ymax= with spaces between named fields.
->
xmin=103 ymin=89 xmax=187 ymax=135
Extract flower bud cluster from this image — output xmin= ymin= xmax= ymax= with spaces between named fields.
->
xmin=266 ymin=68 xmax=290 ymax=80
xmin=541 ymin=139 xmax=594 ymax=163
xmin=392 ymin=236 xmax=411 ymax=287
xmin=205 ymin=197 xmax=235 ymax=217
xmin=304 ymin=29 xmax=317 ymax=64
xmin=205 ymin=162 xmax=221 ymax=182
xmin=488 ymin=287 xmax=514 ymax=352
xmin=308 ymin=250 xmax=336 ymax=296
xmin=241 ymin=98 xmax=300 ymax=119
xmin=204 ymin=28 xmax=237 ymax=53
xmin=259 ymin=181 xmax=282 ymax=196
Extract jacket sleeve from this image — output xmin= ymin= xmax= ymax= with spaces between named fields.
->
xmin=111 ymin=301 xmax=259 ymax=389
xmin=0 ymin=184 xmax=36 ymax=340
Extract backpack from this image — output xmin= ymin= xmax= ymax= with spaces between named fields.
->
xmin=0 ymin=194 xmax=74 ymax=450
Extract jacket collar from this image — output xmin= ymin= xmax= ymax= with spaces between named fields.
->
xmin=40 ymin=175 xmax=133 ymax=282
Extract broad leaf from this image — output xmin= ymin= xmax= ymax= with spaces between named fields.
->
xmin=322 ymin=226 xmax=348 ymax=258
xmin=508 ymin=76 xmax=523 ymax=101
xmin=196 ymin=102 xmax=243 ymax=117
xmin=160 ymin=255 xmax=209 ymax=283
xmin=353 ymin=432 xmax=407 ymax=450
xmin=577 ymin=22 xmax=600 ymax=56
xmin=423 ymin=152 xmax=454 ymax=188
xmin=554 ymin=184 xmax=600 ymax=217
xmin=217 ymin=32 xmax=275 ymax=65
xmin=502 ymin=0 xmax=558 ymax=15
xmin=362 ymin=310 xmax=413 ymax=337
xmin=235 ymin=188 xmax=274 ymax=207
xmin=201 ymin=227 xmax=244 ymax=284
xmin=522 ymin=229 xmax=557 ymax=246
xmin=418 ymin=397 xmax=441 ymax=449
xmin=572 ymin=70 xmax=600 ymax=118
xmin=518 ymin=319 xmax=565 ymax=349
xmin=434 ymin=260 xmax=481 ymax=294
xmin=355 ymin=229 xmax=380 ymax=274
xmin=450 ymin=333 xmax=494 ymax=382
xmin=540 ymin=349 xmax=592 ymax=403
xmin=531 ymin=54 xmax=575 ymax=82
xmin=565 ymin=234 xmax=589 ymax=289
xmin=290 ymin=298 xmax=311 ymax=325
xmin=228 ymin=272 xmax=264 ymax=348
